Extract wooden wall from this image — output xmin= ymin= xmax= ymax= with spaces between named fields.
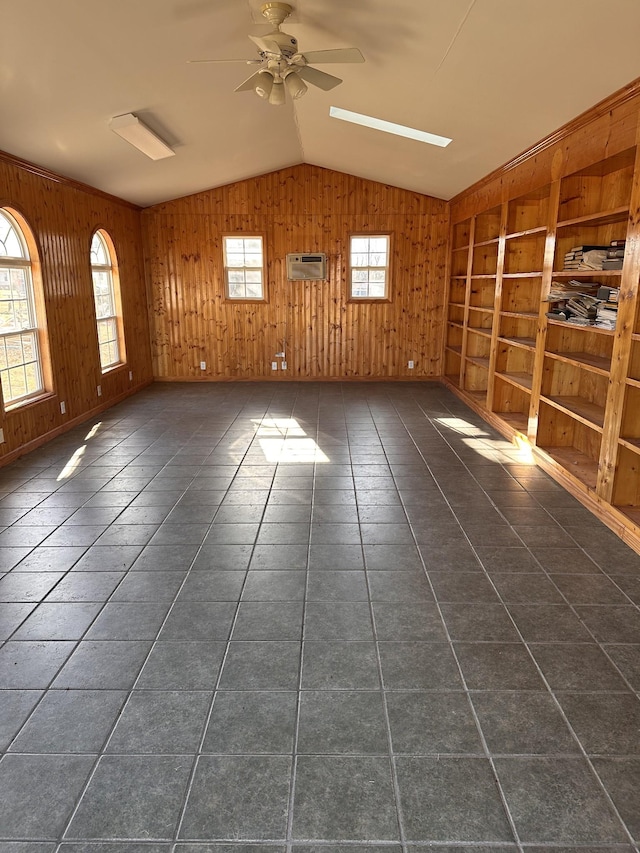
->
xmin=142 ymin=164 xmax=448 ymax=380
xmin=0 ymin=154 xmax=153 ymax=462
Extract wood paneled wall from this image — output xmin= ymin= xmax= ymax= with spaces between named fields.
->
xmin=0 ymin=154 xmax=153 ymax=462
xmin=142 ymin=165 xmax=448 ymax=380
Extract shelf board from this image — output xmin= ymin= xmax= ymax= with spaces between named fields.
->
xmin=626 ymin=377 xmax=640 ymax=389
xmin=502 ymin=271 xmax=543 ymax=278
xmin=619 ymin=436 xmax=640 ymax=454
xmin=616 ymin=506 xmax=640 ymax=526
xmin=496 ymin=371 xmax=533 ymax=391
xmin=498 ymin=335 xmax=536 ymax=350
xmin=505 ymin=225 xmax=547 ymax=240
xmin=495 ymin=411 xmax=529 ymax=433
xmin=470 ymin=274 xmax=497 ymax=280
xmin=546 ymin=319 xmax=615 ymax=337
xmin=466 ymin=389 xmax=487 ymax=402
xmin=468 ymin=306 xmax=494 ymax=314
xmin=467 ymin=327 xmax=492 ymax=338
xmin=630 ymin=333 xmax=640 ymax=342
xmin=545 ymin=350 xmax=611 ymax=375
xmin=556 ymin=205 xmax=629 ymax=229
xmin=447 ymin=320 xmax=464 ymax=328
xmin=551 ymin=270 xmax=622 ymax=278
xmin=445 ymin=345 xmax=462 ymax=355
xmin=542 ymin=395 xmax=605 ymax=430
xmin=450 ymin=275 xmax=467 ymax=280
xmin=538 ymin=446 xmax=599 ymax=490
xmin=448 ymin=301 xmax=466 ymax=308
xmin=452 ymin=244 xmax=470 ymax=253
xmin=465 ymin=356 xmax=490 ymax=369
xmin=500 ymin=310 xmax=538 ymax=319
xmin=474 ymin=238 xmax=500 ymax=248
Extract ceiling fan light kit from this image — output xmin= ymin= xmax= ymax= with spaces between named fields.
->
xmin=191 ymin=1 xmax=364 ymax=105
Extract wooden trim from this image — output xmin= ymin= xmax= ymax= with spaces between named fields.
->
xmin=0 ymin=148 xmax=140 ymax=211
xmin=450 ymin=76 xmax=640 ymax=211
xmin=347 ymin=231 xmax=393 ymax=302
xmin=222 ymin=232 xmax=268 ymax=302
xmin=0 ymin=379 xmax=152 ymax=468
xmin=154 ymin=375 xmax=443 ymax=383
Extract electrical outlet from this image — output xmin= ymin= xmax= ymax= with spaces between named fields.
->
xmin=271 ymin=361 xmax=278 ymax=370
xmin=200 ymin=361 xmax=206 ymax=370
xmin=408 ymin=360 xmax=415 ymax=369
xmin=97 ymin=385 xmax=102 ymax=397
xmin=275 ymin=351 xmax=285 ymax=358
xmin=281 ymin=361 xmax=287 ymax=370
xmin=60 ymin=401 xmax=66 ymax=415
xmin=128 ymin=370 xmax=133 ymax=381
xmin=0 ymin=428 xmax=4 ymax=444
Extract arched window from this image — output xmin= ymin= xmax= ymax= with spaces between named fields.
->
xmin=0 ymin=209 xmax=46 ymax=406
xmin=91 ymin=230 xmax=124 ymax=370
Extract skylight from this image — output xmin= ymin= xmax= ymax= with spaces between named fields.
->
xmin=329 ymin=106 xmax=452 ymax=148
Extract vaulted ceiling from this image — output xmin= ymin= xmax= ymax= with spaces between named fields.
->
xmin=2 ymin=0 xmax=640 ymax=207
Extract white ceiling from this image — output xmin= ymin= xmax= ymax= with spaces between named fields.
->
xmin=2 ymin=0 xmax=640 ymax=207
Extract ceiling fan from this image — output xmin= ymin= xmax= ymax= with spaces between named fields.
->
xmin=189 ymin=1 xmax=365 ymax=105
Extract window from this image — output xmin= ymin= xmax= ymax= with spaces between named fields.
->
xmin=91 ymin=230 xmax=124 ymax=370
xmin=223 ymin=235 xmax=265 ymax=300
xmin=0 ymin=209 xmax=45 ymax=406
xmin=349 ymin=234 xmax=390 ymax=299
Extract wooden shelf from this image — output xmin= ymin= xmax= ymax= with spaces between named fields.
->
xmin=445 ymin=345 xmax=462 ymax=355
xmin=545 ymin=350 xmax=611 ymax=375
xmin=465 ymin=356 xmax=490 ymax=369
xmin=538 ymin=446 xmax=599 ymax=491
xmin=447 ymin=321 xmax=464 ymax=329
xmin=551 ymin=270 xmax=622 ymax=278
xmin=626 ymin=377 xmax=640 ymax=389
xmin=467 ymin=327 xmax=492 ymax=338
xmin=452 ymin=245 xmax=470 ymax=253
xmin=556 ymin=205 xmax=629 ymax=229
xmin=496 ymin=411 xmax=529 ymax=433
xmin=467 ymin=389 xmax=487 ymax=402
xmin=474 ymin=238 xmax=500 ymax=248
xmin=616 ymin=507 xmax=640 ymax=526
xmin=541 ymin=395 xmax=605 ymax=430
xmin=470 ymin=274 xmax=497 ymax=280
xmin=501 ymin=310 xmax=538 ymax=319
xmin=502 ymin=272 xmax=543 ymax=279
xmin=546 ymin=319 xmax=616 ymax=337
xmin=468 ymin=305 xmax=494 ymax=313
xmin=449 ymin=301 xmax=466 ymax=308
xmin=619 ymin=436 xmax=640 ymax=454
xmin=505 ymin=226 xmax=547 ymax=240
xmin=498 ymin=335 xmax=536 ymax=350
xmin=496 ymin=371 xmax=533 ymax=391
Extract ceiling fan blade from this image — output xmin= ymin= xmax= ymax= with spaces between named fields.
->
xmin=296 ymin=65 xmax=342 ymax=91
xmin=249 ymin=33 xmax=283 ymax=54
xmin=234 ymin=70 xmax=265 ymax=92
xmin=300 ymin=47 xmax=364 ymax=64
xmin=188 ymin=59 xmax=261 ymax=64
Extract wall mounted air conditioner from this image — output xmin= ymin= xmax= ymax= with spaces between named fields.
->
xmin=286 ymin=253 xmax=327 ymax=281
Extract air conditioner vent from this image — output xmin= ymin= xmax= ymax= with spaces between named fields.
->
xmin=287 ymin=253 xmax=327 ymax=281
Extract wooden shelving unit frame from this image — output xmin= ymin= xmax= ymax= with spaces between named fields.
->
xmin=444 ymin=83 xmax=640 ymax=553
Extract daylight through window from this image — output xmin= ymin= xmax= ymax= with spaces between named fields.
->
xmin=91 ymin=230 xmax=123 ymax=370
xmin=350 ymin=235 xmax=390 ymax=299
xmin=0 ymin=209 xmax=45 ymax=406
xmin=224 ymin=236 xmax=265 ymax=300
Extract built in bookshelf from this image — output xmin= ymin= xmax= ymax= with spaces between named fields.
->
xmin=444 ymin=87 xmax=640 ymax=550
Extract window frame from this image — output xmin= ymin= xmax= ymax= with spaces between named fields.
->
xmin=0 ymin=207 xmax=50 ymax=410
xmin=348 ymin=233 xmax=393 ymax=302
xmin=90 ymin=228 xmax=126 ymax=373
xmin=222 ymin=233 xmax=268 ymax=303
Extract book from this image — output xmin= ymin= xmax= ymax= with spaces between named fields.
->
xmin=606 ymin=248 xmax=625 ymax=258
xmin=602 ymin=259 xmax=623 ymax=270
xmin=610 ymin=240 xmax=626 ymax=247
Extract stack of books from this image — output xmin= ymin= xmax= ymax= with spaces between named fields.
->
xmin=602 ymin=240 xmax=626 ymax=271
xmin=595 ymin=302 xmax=618 ymax=329
xmin=563 ymin=246 xmax=610 ymax=270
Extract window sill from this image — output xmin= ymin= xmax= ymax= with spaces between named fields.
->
xmin=101 ymin=362 xmax=127 ymax=376
xmin=4 ymin=390 xmax=56 ymax=415
xmin=224 ymin=298 xmax=268 ymax=305
xmin=347 ymin=297 xmax=392 ymax=304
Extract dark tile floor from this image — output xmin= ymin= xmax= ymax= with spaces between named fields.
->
xmin=0 ymin=381 xmax=640 ymax=852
